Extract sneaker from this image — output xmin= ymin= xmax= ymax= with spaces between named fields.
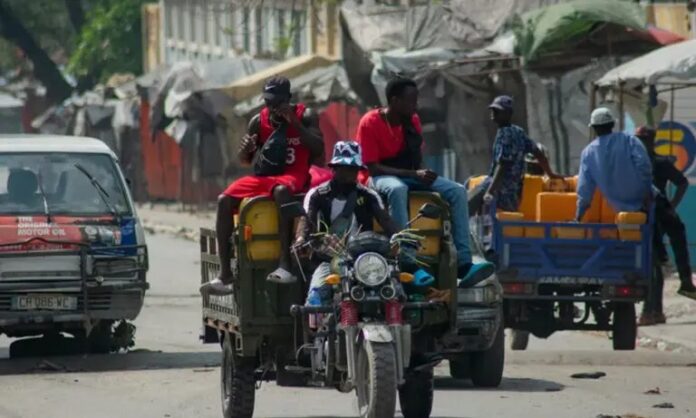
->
xmin=655 ymin=312 xmax=667 ymax=324
xmin=457 ymin=262 xmax=495 ymax=289
xmin=677 ymin=287 xmax=696 ymax=301
xmin=638 ymin=313 xmax=657 ymax=326
xmin=200 ymin=278 xmax=233 ymax=295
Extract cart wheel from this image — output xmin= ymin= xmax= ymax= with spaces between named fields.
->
xmin=510 ymin=329 xmax=530 ymax=351
xmin=399 ymin=368 xmax=434 ymax=418
xmin=221 ymin=333 xmax=256 ymax=418
xmin=612 ymin=303 xmax=637 ymax=350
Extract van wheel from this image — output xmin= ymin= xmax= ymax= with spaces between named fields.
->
xmin=399 ymin=368 xmax=433 ymax=418
xmin=470 ymin=324 xmax=505 ymax=387
xmin=510 ymin=329 xmax=530 ymax=351
xmin=612 ymin=303 xmax=636 ymax=350
xmin=221 ymin=333 xmax=256 ymax=418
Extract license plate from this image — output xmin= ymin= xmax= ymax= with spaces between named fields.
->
xmin=12 ymin=294 xmax=78 ymax=311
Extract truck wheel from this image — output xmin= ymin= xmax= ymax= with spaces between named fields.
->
xmin=612 ymin=303 xmax=637 ymax=350
xmin=399 ymin=368 xmax=433 ymax=418
xmin=510 ymin=329 xmax=530 ymax=351
xmin=470 ymin=324 xmax=505 ymax=388
xmin=221 ymin=333 xmax=256 ymax=418
xmin=355 ymin=341 xmax=397 ymax=418
xmin=448 ymin=355 xmax=470 ymax=379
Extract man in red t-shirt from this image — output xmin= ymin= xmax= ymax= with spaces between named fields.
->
xmin=356 ymin=77 xmax=493 ymax=286
xmin=202 ymin=77 xmax=324 ymax=294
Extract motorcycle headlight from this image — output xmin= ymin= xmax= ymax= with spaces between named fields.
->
xmin=354 ymin=252 xmax=389 ymax=287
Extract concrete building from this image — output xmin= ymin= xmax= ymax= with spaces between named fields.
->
xmin=147 ymin=0 xmax=341 ymax=70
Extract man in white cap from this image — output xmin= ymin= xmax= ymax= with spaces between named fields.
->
xmin=575 ymin=107 xmax=653 ymax=222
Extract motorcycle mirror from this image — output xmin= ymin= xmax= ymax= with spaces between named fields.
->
xmin=280 ymin=201 xmax=306 ymax=219
xmin=418 ymin=203 xmax=442 ymax=219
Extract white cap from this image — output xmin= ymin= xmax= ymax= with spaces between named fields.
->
xmin=589 ymin=107 xmax=615 ymax=127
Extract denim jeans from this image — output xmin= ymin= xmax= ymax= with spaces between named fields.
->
xmin=370 ymin=175 xmax=472 ymax=265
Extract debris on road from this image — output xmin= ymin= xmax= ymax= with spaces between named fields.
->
xmin=33 ymin=360 xmax=67 ymax=372
xmin=644 ymin=387 xmax=661 ymax=395
xmin=653 ymin=402 xmax=675 ymax=409
xmin=571 ymin=371 xmax=606 ymax=379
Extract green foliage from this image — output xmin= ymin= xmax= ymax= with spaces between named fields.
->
xmin=68 ymin=0 xmax=148 ymax=82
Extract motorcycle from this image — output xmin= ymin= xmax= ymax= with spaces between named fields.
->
xmin=286 ymin=202 xmax=442 ymax=418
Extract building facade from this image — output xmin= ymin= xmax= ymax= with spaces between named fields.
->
xmin=156 ymin=0 xmax=341 ymax=67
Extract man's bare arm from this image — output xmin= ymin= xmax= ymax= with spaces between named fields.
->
xmin=238 ymin=115 xmax=260 ymax=166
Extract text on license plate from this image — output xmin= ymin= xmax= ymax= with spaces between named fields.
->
xmin=12 ymin=294 xmax=78 ymax=311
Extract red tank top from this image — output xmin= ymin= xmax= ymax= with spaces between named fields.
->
xmin=258 ymin=103 xmax=311 ymax=181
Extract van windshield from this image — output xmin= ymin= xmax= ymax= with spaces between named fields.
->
xmin=0 ymin=153 xmax=131 ymax=216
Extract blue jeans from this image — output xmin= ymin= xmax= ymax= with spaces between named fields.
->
xmin=370 ymin=175 xmax=472 ymax=266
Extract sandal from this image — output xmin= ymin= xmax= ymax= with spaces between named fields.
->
xmin=200 ymin=278 xmax=234 ymax=295
xmin=267 ymin=267 xmax=298 ymax=284
xmin=677 ymin=287 xmax=696 ymax=301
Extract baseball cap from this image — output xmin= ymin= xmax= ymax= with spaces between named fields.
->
xmin=489 ymin=95 xmax=513 ymax=111
xmin=263 ymin=76 xmax=291 ymax=101
xmin=588 ymin=107 xmax=615 ymax=127
xmin=328 ymin=141 xmax=365 ymax=168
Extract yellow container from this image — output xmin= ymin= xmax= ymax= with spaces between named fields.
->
xmin=467 ymin=175 xmax=487 ymax=191
xmin=497 ymin=211 xmax=524 ymax=238
xmin=519 ymin=175 xmax=545 ymax=220
xmin=239 ymin=198 xmax=281 ymax=261
xmin=537 ymin=192 xmax=587 ymax=240
xmin=616 ymin=212 xmax=646 ymax=241
xmin=409 ymin=193 xmax=443 ymax=257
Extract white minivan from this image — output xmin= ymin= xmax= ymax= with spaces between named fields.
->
xmin=0 ymin=135 xmax=148 ymax=356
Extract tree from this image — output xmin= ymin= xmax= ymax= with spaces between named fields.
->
xmin=0 ymin=0 xmax=74 ymax=102
xmin=68 ymin=0 xmax=148 ymax=85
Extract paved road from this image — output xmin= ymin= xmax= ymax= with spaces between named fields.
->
xmin=1 ymin=233 xmax=695 ymax=418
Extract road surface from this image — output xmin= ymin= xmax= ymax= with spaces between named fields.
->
xmin=1 ymin=233 xmax=695 ymax=418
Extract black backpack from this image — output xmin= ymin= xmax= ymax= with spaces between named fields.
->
xmin=253 ymin=123 xmax=288 ymax=176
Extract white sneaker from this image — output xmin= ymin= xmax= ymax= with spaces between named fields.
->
xmin=200 ymin=278 xmax=233 ymax=295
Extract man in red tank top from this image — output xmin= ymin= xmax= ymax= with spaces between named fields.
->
xmin=202 ymin=77 xmax=324 ymax=294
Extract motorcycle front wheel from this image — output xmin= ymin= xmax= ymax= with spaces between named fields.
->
xmin=355 ymin=340 xmax=397 ymax=418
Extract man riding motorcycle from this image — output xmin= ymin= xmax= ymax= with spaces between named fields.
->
xmin=295 ymin=141 xmax=400 ymax=306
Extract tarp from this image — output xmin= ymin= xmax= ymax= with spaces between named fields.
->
xmin=340 ymin=0 xmax=567 ymax=53
xmin=222 ymin=54 xmax=336 ymax=103
xmin=231 ymin=63 xmax=359 ymax=116
xmin=512 ymin=0 xmax=646 ymax=63
xmin=596 ymin=39 xmax=696 ymax=88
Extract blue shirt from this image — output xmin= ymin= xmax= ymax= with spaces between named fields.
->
xmin=488 ymin=124 xmax=535 ymax=212
xmin=576 ymin=132 xmax=653 ymax=220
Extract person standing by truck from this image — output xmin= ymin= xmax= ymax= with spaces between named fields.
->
xmin=355 ymin=76 xmax=493 ymax=284
xmin=469 ymin=95 xmax=561 ymax=214
xmin=201 ymin=76 xmax=324 ymax=294
xmin=635 ymin=126 xmax=696 ymax=324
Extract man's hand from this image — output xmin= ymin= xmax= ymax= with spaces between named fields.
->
xmin=483 ymin=192 xmax=494 ymax=205
xmin=292 ymin=236 xmax=311 ymax=258
xmin=240 ymin=134 xmax=257 ymax=155
xmin=415 ymin=169 xmax=438 ymax=185
xmin=278 ymin=104 xmax=301 ymax=128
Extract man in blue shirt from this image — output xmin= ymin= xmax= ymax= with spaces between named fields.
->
xmin=470 ymin=95 xmax=560 ymax=213
xmin=575 ymin=108 xmax=653 ymax=222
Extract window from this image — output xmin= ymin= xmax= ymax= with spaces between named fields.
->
xmin=189 ymin=1 xmax=197 ymax=42
xmin=0 ymin=153 xmax=131 ymax=216
xmin=213 ymin=1 xmax=223 ymax=47
xmin=242 ymin=7 xmax=251 ymax=53
xmin=165 ymin=2 xmax=173 ymax=38
xmin=291 ymin=10 xmax=304 ymax=55
xmin=200 ymin=0 xmax=209 ymax=45
xmin=177 ymin=1 xmax=185 ymax=41
xmin=255 ymin=7 xmax=264 ymax=54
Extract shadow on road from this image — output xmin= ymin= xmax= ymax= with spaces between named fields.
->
xmin=435 ymin=376 xmax=565 ymax=393
xmin=0 ymin=350 xmax=220 ymax=376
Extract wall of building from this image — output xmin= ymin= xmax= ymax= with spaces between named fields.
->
xmin=156 ymin=0 xmax=343 ymax=65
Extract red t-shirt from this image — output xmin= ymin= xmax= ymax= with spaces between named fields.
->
xmin=355 ymin=108 xmax=423 ymax=183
